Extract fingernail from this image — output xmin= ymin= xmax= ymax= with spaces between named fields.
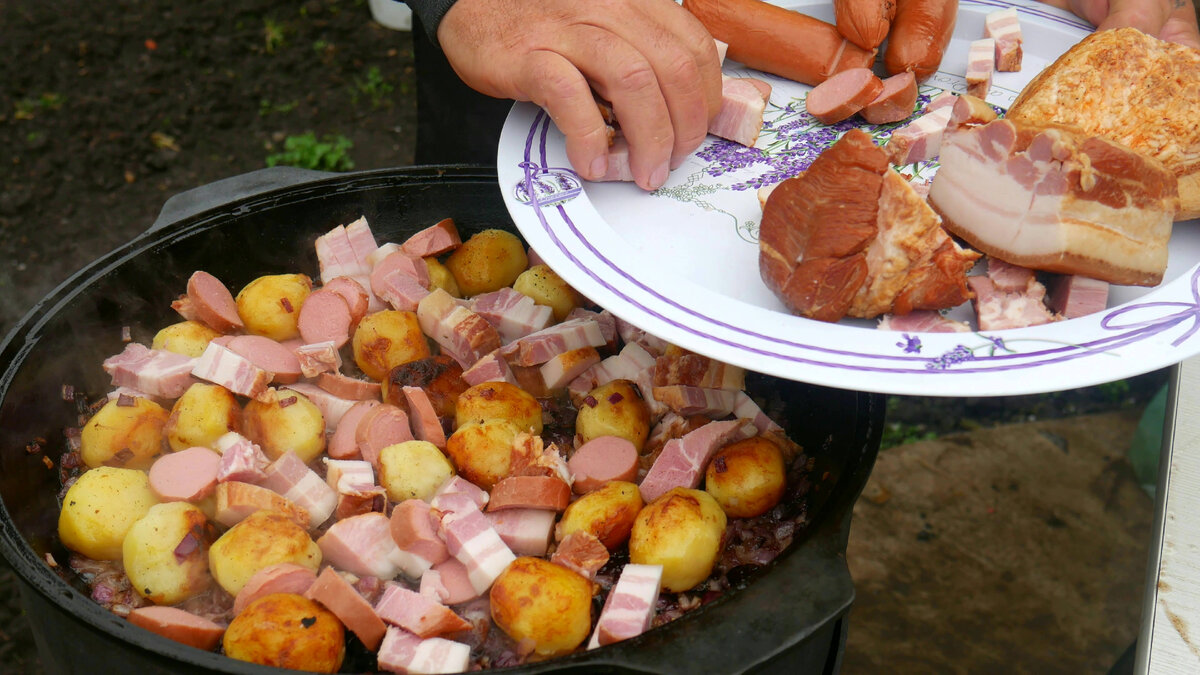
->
xmin=590 ymin=155 xmax=607 ymax=180
xmin=650 ymin=163 xmax=669 ymax=190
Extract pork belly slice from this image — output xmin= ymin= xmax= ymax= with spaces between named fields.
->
xmin=485 ymin=508 xmax=556 ymax=557
xmin=876 ymin=310 xmax=970 ymax=333
xmin=215 ymin=432 xmax=270 ymax=484
xmin=985 ymin=8 xmax=1023 ymax=71
xmin=377 ymin=626 xmax=471 ymax=675
xmin=214 ymin=480 xmax=310 ymax=529
xmin=375 ymin=583 xmax=471 ymax=638
xmin=417 ymin=288 xmax=502 ymax=367
xmin=541 ymin=346 xmax=602 ymax=390
xmin=965 ymin=39 xmax=995 ymax=100
xmin=885 ymin=104 xmax=953 ymax=166
xmin=281 ymin=382 xmax=357 ymax=431
xmin=316 ymin=217 xmax=377 ymax=284
xmin=569 ymin=341 xmax=658 ymax=403
xmin=461 ymin=350 xmax=519 ymax=387
xmin=708 ymin=76 xmax=771 ymax=147
xmin=653 ymin=351 xmax=745 ymax=390
xmin=432 ymin=475 xmax=489 ymax=511
xmin=1046 ymin=274 xmax=1110 ymax=318
xmin=103 ymin=342 xmax=198 ymax=399
xmin=294 ymin=340 xmax=341 ymax=378
xmin=652 ymin=385 xmax=737 ymax=417
xmin=470 ymin=287 xmax=554 ymax=342
xmin=498 ymin=317 xmax=607 ymax=366
xmin=928 ymin=119 xmax=1177 ymax=286
xmin=324 ymin=458 xmax=375 ymax=493
xmin=318 ymin=512 xmax=407 ymax=580
xmin=260 ymin=451 xmax=338 ymax=528
xmin=191 ymin=342 xmax=271 ymax=400
xmin=615 ymin=317 xmax=669 ymax=356
xmin=640 ymin=418 xmax=757 ymax=503
xmin=731 ymin=391 xmax=785 ymax=435
xmin=566 ymin=308 xmax=617 ymax=345
xmin=595 ymin=135 xmax=636 ymax=183
xmin=438 ymin=502 xmax=516 ymax=594
xmin=588 ymin=563 xmax=663 ymax=648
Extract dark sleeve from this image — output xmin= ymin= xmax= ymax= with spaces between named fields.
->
xmin=402 ymin=0 xmax=459 ymax=46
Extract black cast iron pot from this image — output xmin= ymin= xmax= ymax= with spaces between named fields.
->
xmin=0 ymin=166 xmax=884 ymax=674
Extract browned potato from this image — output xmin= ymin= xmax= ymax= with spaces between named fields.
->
xmin=490 ymin=557 xmax=592 ymax=657
xmin=352 ymin=309 xmax=431 ymax=381
xmin=242 ymin=388 xmax=325 ymax=463
xmin=705 ymin=436 xmax=787 ymax=518
xmin=235 ymin=273 xmax=312 ymax=341
xmin=629 ymin=487 xmax=727 ymax=592
xmin=383 ymin=354 xmax=468 ymax=419
xmin=164 ymin=382 xmax=241 ymax=452
xmin=58 ymin=467 xmax=159 ymax=561
xmin=444 ymin=419 xmax=521 ymax=490
xmin=575 ymin=380 xmax=651 ymax=452
xmin=80 ymin=396 xmax=169 ymax=469
xmin=379 ymin=440 xmax=456 ymax=502
xmin=208 ymin=510 xmax=321 ymax=596
xmin=513 ymin=264 xmax=581 ymax=321
xmin=556 ymin=480 xmax=643 ymax=550
xmin=455 ymin=381 xmax=543 ymax=434
xmin=151 ymin=320 xmax=221 ymax=357
xmin=445 ymin=229 xmax=528 ymax=296
xmin=123 ymin=502 xmax=211 ymax=605
xmin=224 ymin=593 xmax=344 ymax=672
xmin=425 ymin=257 xmax=461 ymax=298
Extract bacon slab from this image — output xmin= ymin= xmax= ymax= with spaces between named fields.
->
xmin=588 ymin=563 xmax=663 ymax=648
xmin=417 ymin=289 xmax=502 ymax=368
xmin=640 ymin=419 xmax=757 ymax=503
xmin=376 ymin=626 xmax=471 ymax=675
xmin=191 ymin=342 xmax=270 ymax=400
xmin=984 ymin=7 xmax=1023 ymax=72
xmin=102 ymin=343 xmax=198 ymax=399
xmin=965 ymin=38 xmax=995 ymax=99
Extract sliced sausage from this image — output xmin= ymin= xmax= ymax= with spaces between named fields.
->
xmin=317 ymin=372 xmax=381 ymax=401
xmin=225 ymin=335 xmax=304 ymax=384
xmin=568 ymin=436 xmax=639 ymax=494
xmin=400 ymin=218 xmax=462 ymax=258
xmin=233 ymin=563 xmax=318 ymax=615
xmin=486 ymin=476 xmax=571 ymax=512
xmin=419 ymin=558 xmax=480 ymax=605
xmin=305 ymin=566 xmax=387 ymax=652
xmin=322 ymin=276 xmax=370 ymax=327
xmin=860 ymin=71 xmax=919 ymax=124
xmin=148 ymin=446 xmax=221 ymax=502
xmin=884 ymin=0 xmax=959 ymax=82
xmin=355 ymin=404 xmax=413 ymax=468
xmin=127 ymin=606 xmax=225 ymax=651
xmin=328 ymin=399 xmax=381 ymax=460
xmin=805 ymin=68 xmax=884 ymax=125
xmin=401 ymin=385 xmax=446 ymax=448
xmin=389 ymin=499 xmax=449 ymax=565
xmin=185 ymin=270 xmax=243 ymax=333
xmin=834 ymin=0 xmax=896 ymax=50
xmin=297 ymin=289 xmax=353 ymax=348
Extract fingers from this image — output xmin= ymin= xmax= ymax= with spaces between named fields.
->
xmin=1041 ymin=0 xmax=1199 ymax=47
xmin=1160 ymin=0 xmax=1200 ymax=48
xmin=1093 ymin=0 xmax=1174 ymax=33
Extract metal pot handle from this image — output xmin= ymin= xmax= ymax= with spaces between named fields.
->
xmin=147 ymin=166 xmax=337 ymax=233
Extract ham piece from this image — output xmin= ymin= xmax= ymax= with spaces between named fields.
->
xmin=885 ymin=103 xmax=954 ymax=166
xmin=293 ymin=341 xmax=342 ymax=378
xmin=985 ymin=8 xmax=1023 ymax=71
xmin=877 ymin=310 xmax=971 ymax=333
xmin=376 ymin=627 xmax=471 ymax=675
xmin=928 ymin=119 xmax=1178 ymax=286
xmin=259 ymin=451 xmax=338 ymax=528
xmin=215 ymin=432 xmax=270 ymax=484
xmin=588 ymin=563 xmax=663 ymax=648
xmin=1046 ymin=274 xmax=1110 ymax=318
xmin=102 ymin=343 xmax=198 ymax=399
xmin=708 ymin=76 xmax=771 ymax=147
xmin=968 ymin=260 xmax=1060 ymax=330
xmin=640 ymin=419 xmax=757 ymax=503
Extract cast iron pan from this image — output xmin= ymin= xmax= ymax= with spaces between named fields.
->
xmin=0 ymin=166 xmax=884 ymax=674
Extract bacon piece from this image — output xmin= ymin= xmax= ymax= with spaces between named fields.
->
xmin=316 ymin=221 xmax=371 ymax=284
xmin=213 ymin=480 xmax=309 ymax=529
xmin=376 ymin=627 xmax=471 ymax=675
xmin=282 ymin=382 xmax=357 ymax=431
xmin=498 ymin=318 xmax=607 ymax=366
xmin=102 ymin=343 xmax=198 ymax=399
xmin=965 ymin=38 xmax=995 ymax=99
xmin=984 ymin=7 xmax=1023 ymax=72
xmin=401 ymin=218 xmax=462 ymax=258
xmin=259 ymin=451 xmax=337 ymax=528
xmin=640 ymin=419 xmax=757 ymax=503
xmin=372 ymin=250 xmax=432 ymax=312
xmin=708 ymin=76 xmax=771 ymax=147
xmin=653 ymin=351 xmax=745 ymax=390
xmin=294 ymin=341 xmax=342 ymax=378
xmin=345 ymin=217 xmax=380 ymax=268
xmin=375 ymin=583 xmax=471 ymax=638
xmin=317 ymin=512 xmax=407 ymax=580
xmin=588 ymin=563 xmax=663 ymax=648
xmin=550 ymin=531 xmax=609 ymax=581
xmin=540 ymin=346 xmax=602 ymax=390
xmin=432 ymin=475 xmax=489 ymax=510
xmin=469 ymin=287 xmax=553 ymax=342
xmin=876 ymin=310 xmax=971 ymax=333
xmin=615 ymin=317 xmax=669 ymax=356
xmin=402 ymin=386 xmax=446 ymax=448
xmin=191 ymin=342 xmax=270 ymax=400
xmin=949 ymin=93 xmax=998 ymax=129
xmin=417 ymin=289 xmax=502 ymax=367
xmin=461 ymin=350 xmax=519 ymax=387
xmin=305 ymin=566 xmax=387 ymax=651
xmin=885 ymin=104 xmax=953 ymax=165
xmin=565 ymin=308 xmax=618 ymax=346
xmin=215 ymin=431 xmax=270 ymax=484
xmin=437 ymin=501 xmax=516 ymax=594
xmin=651 ymin=385 xmax=737 ymax=417
xmin=1046 ymin=274 xmax=1110 ymax=319
xmin=390 ymin=499 xmax=450 ymax=566
xmin=234 ymin=563 xmax=317 ymax=616
xmin=485 ymin=508 xmax=557 ymax=557
xmin=335 ymin=484 xmax=387 ymax=520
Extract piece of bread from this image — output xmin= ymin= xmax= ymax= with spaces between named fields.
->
xmin=1007 ymin=27 xmax=1200 ymax=221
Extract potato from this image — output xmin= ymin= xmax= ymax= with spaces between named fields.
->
xmin=242 ymin=388 xmax=325 ymax=463
xmin=444 ymin=419 xmax=521 ymax=490
xmin=556 ymin=481 xmax=643 ymax=550
xmin=123 ymin=502 xmax=211 ymax=605
xmin=224 ymin=593 xmax=344 ymax=672
xmin=80 ymin=396 xmax=169 ymax=469
xmin=455 ymin=381 xmax=543 ymax=434
xmin=513 ymin=264 xmax=581 ymax=322
xmin=352 ymin=310 xmax=431 ymax=381
xmin=58 ymin=467 xmax=159 ymax=561
xmin=490 ymin=557 xmax=592 ymax=657
xmin=575 ymin=380 xmax=651 ymax=452
xmin=629 ymin=487 xmax=727 ymax=592
xmin=235 ymin=273 xmax=312 ymax=341
xmin=151 ymin=320 xmax=221 ymax=357
xmin=382 ymin=354 xmax=468 ymax=419
xmin=444 ymin=229 xmax=528 ymax=296
xmin=424 ymin=257 xmax=461 ymax=298
xmin=163 ymin=383 xmax=241 ymax=452
xmin=379 ymin=440 xmax=456 ymax=502
xmin=208 ymin=510 xmax=321 ymax=596
xmin=705 ymin=436 xmax=787 ymax=518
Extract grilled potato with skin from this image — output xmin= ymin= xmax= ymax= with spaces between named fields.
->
xmin=151 ymin=320 xmax=221 ymax=357
xmin=705 ymin=436 xmax=787 ymax=518
xmin=242 ymin=388 xmax=325 ymax=463
xmin=575 ymin=380 xmax=651 ymax=452
xmin=235 ymin=273 xmax=312 ymax=341
xmin=490 ymin=557 xmax=592 ymax=657
xmin=208 ymin=510 xmax=321 ymax=596
xmin=379 ymin=440 xmax=456 ymax=502
xmin=123 ymin=502 xmax=211 ymax=605
xmin=164 ymin=382 xmax=241 ymax=452
xmin=80 ymin=396 xmax=169 ymax=469
xmin=513 ymin=264 xmax=581 ymax=322
xmin=444 ymin=419 xmax=522 ymax=490
xmin=556 ymin=480 xmax=643 ymax=550
xmin=424 ymin=257 xmax=462 ymax=298
xmin=455 ymin=381 xmax=543 ymax=434
xmin=629 ymin=487 xmax=727 ymax=592
xmin=445 ymin=229 xmax=529 ymax=296
xmin=352 ymin=310 xmax=431 ymax=381
xmin=58 ymin=467 xmax=159 ymax=561
xmin=224 ymin=593 xmax=344 ymax=672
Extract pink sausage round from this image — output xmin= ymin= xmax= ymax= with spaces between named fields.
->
xmin=355 ymin=404 xmax=413 ymax=468
xmin=487 ymin=476 xmax=571 ymax=511
xmin=148 ymin=446 xmax=221 ymax=502
xmin=297 ymin=289 xmax=353 ymax=348
xmin=225 ymin=335 xmax=303 ymax=384
xmin=328 ymin=399 xmax=382 ymax=459
xmin=317 ymin=372 xmax=381 ymax=401
xmin=389 ymin=499 xmax=450 ymax=565
xmin=187 ymin=270 xmax=243 ymax=333
xmin=233 ymin=563 xmax=318 ymax=615
xmin=805 ymin=67 xmax=884 ymax=125
xmin=305 ymin=566 xmax=387 ymax=651
xmin=861 ymin=71 xmax=918 ymax=125
xmin=322 ymin=276 xmax=370 ymax=326
xmin=127 ymin=605 xmax=225 ymax=651
xmin=568 ymin=436 xmax=639 ymax=494
xmin=424 ymin=558 xmax=480 ymax=605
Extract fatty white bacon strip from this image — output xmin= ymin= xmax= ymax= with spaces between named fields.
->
xmin=985 ymin=8 xmax=1023 ymax=71
xmin=639 ymin=418 xmax=757 ymax=503
xmin=417 ymin=288 xmax=502 ymax=368
xmin=965 ymin=39 xmax=996 ymax=99
xmin=191 ymin=342 xmax=270 ymax=399
xmin=377 ymin=626 xmax=471 ymax=675
xmin=102 ymin=342 xmax=198 ymax=399
xmin=588 ymin=563 xmax=664 ymax=648
xmin=260 ymin=451 xmax=338 ymax=528
xmin=499 ymin=317 xmax=607 ymax=366
xmin=438 ymin=502 xmax=516 ymax=595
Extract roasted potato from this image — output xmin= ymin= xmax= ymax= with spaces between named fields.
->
xmin=164 ymin=383 xmax=241 ymax=452
xmin=556 ymin=480 xmax=643 ymax=550
xmin=629 ymin=487 xmax=727 ymax=592
xmin=151 ymin=320 xmax=221 ymax=357
xmin=445 ymin=229 xmax=528 ymax=296
xmin=242 ymin=388 xmax=325 ymax=463
xmin=352 ymin=309 xmax=431 ymax=381
xmin=444 ymin=419 xmax=521 ymax=490
xmin=705 ymin=436 xmax=787 ymax=518
xmin=235 ymin=273 xmax=312 ymax=341
xmin=455 ymin=381 xmax=543 ymax=434
xmin=208 ymin=510 xmax=321 ymax=596
xmin=80 ymin=396 xmax=169 ymax=469
xmin=123 ymin=502 xmax=211 ymax=605
xmin=383 ymin=354 xmax=468 ymax=419
xmin=379 ymin=440 xmax=456 ymax=502
xmin=490 ymin=557 xmax=592 ymax=657
xmin=224 ymin=593 xmax=344 ymax=672
xmin=513 ymin=264 xmax=581 ymax=322
xmin=424 ymin=257 xmax=462 ymax=298
xmin=575 ymin=380 xmax=651 ymax=452
xmin=58 ymin=467 xmax=159 ymax=561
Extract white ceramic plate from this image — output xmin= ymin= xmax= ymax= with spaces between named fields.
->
xmin=497 ymin=0 xmax=1200 ymax=397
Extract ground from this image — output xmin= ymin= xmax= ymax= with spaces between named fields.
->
xmin=0 ymin=1 xmax=1170 ymax=672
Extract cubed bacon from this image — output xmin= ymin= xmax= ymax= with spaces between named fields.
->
xmin=498 ymin=318 xmax=607 ymax=366
xmin=417 ymin=289 xmax=502 ymax=367
xmin=281 ymin=382 xmax=357 ymax=430
xmin=550 ymin=531 xmax=609 ymax=581
xmin=316 ymin=223 xmax=368 ymax=284
xmin=570 ymin=341 xmax=658 ymax=402
xmin=968 ymin=261 xmax=1060 ymax=330
xmin=615 ymin=317 xmax=669 ymax=356
xmin=589 ymin=563 xmax=663 ymax=648
xmin=318 ymin=512 xmax=405 ymax=580
xmin=191 ymin=342 xmax=270 ymax=400
xmin=485 ymin=508 xmax=557 ymax=557
xmin=469 ymin=288 xmax=554 ymax=342
xmin=260 ymin=451 xmax=337 ymax=528
xmin=985 ymin=7 xmax=1023 ymax=72
xmin=730 ymin=392 xmax=785 ymax=435
xmin=708 ymin=75 xmax=771 ymax=147
xmin=651 ymin=385 xmax=737 ymax=417
xmin=1046 ymin=274 xmax=1110 ymax=318
xmin=876 ymin=310 xmax=971 ymax=333
xmin=372 ymin=250 xmax=432 ymax=312
xmin=653 ymin=352 xmax=745 ymax=390
xmin=438 ymin=504 xmax=516 ymax=594
xmin=335 ymin=484 xmax=387 ymax=520
xmin=401 ymin=218 xmax=462 ymax=258
xmin=461 ymin=350 xmax=519 ymax=387
xmin=390 ymin=499 xmax=450 ymax=566
xmin=402 ymin=386 xmax=446 ymax=448
xmin=966 ymin=38 xmax=995 ymax=99
xmin=635 ymin=365 xmax=670 ymax=425
xmin=102 ymin=342 xmax=198 ymax=399
xmin=640 ymin=419 xmax=757 ymax=502
xmin=432 ymin=476 xmax=489 ymax=510
xmin=213 ymin=481 xmax=310 ymax=529
xmin=595 ymin=135 xmax=636 ymax=183
xmin=377 ymin=626 xmax=471 ymax=675
xmin=214 ymin=431 xmax=270 ymax=484
xmin=566 ymin=308 xmax=617 ymax=346
xmin=345 ymin=216 xmax=380 ymax=267
xmin=305 ymin=566 xmax=387 ymax=651
xmin=541 ymin=346 xmax=602 ymax=390
xmin=323 ymin=458 xmax=375 ymax=493
xmin=885 ymin=104 xmax=954 ymax=165
xmin=375 ymin=583 xmax=471 ymax=638
xmin=294 ymin=341 xmax=342 ymax=378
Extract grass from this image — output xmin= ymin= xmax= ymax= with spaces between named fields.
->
xmin=258 ymin=98 xmax=299 ymax=116
xmin=352 ymin=66 xmax=394 ymax=108
xmin=265 ymin=132 xmax=355 ymax=172
xmin=263 ymin=17 xmax=287 ymax=54
xmin=13 ymin=93 xmax=65 ymax=120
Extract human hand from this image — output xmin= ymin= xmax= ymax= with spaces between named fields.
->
xmin=436 ymin=0 xmax=723 ymax=190
xmin=1040 ymin=0 xmax=1200 ymax=49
